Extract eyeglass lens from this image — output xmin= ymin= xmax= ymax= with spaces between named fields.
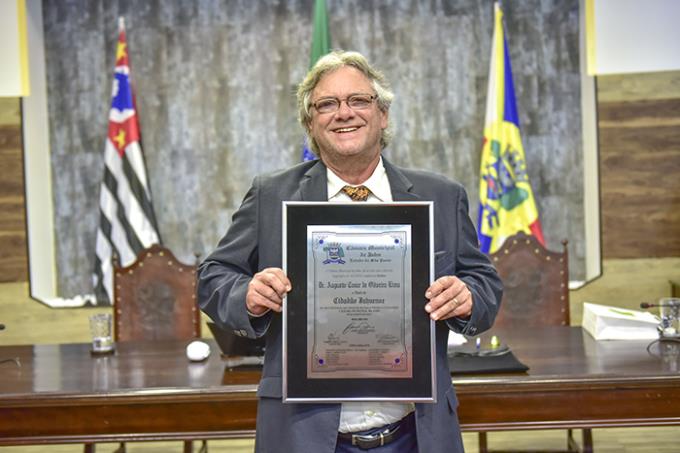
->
xmin=314 ymin=94 xmax=375 ymax=113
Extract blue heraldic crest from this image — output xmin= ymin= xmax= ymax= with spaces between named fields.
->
xmin=322 ymin=243 xmax=345 ymax=264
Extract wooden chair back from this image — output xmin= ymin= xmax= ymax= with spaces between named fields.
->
xmin=490 ymin=232 xmax=570 ymax=328
xmin=113 ymin=244 xmax=201 ymax=342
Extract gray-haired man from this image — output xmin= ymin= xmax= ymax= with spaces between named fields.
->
xmin=199 ymin=50 xmax=502 ymax=453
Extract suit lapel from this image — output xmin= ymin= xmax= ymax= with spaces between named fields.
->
xmin=295 ymin=157 xmax=419 ymax=202
xmin=383 ymin=157 xmax=421 ymax=202
xmin=298 ymin=159 xmax=328 ymax=201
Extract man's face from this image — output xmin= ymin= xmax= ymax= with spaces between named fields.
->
xmin=308 ymin=66 xmax=388 ymax=164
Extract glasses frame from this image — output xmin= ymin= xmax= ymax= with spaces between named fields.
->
xmin=311 ymin=93 xmax=378 ymax=114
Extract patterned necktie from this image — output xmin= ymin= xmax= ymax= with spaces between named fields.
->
xmin=341 ymin=185 xmax=371 ymax=202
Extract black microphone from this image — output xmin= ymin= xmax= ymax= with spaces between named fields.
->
xmin=0 ymin=324 xmax=5 ymax=330
xmin=641 ymin=301 xmax=680 ymax=309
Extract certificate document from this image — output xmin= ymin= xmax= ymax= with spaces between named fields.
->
xmin=307 ymin=225 xmax=412 ymax=379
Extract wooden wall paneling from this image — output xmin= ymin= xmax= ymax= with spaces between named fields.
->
xmin=598 ymin=91 xmax=680 ymax=259
xmin=0 ymin=98 xmax=28 ymax=283
xmin=597 ymin=71 xmax=680 ymax=103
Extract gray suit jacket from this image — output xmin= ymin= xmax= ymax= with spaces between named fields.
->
xmin=198 ymin=157 xmax=502 ymax=453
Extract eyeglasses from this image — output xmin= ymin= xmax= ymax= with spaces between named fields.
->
xmin=311 ymin=94 xmax=377 ymax=114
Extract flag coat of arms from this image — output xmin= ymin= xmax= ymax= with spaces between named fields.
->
xmin=477 ymin=3 xmax=545 ymax=254
xmin=93 ymin=18 xmax=161 ymax=305
xmin=302 ymin=0 xmax=331 ymax=161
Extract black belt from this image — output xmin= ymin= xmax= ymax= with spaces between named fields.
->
xmin=337 ymin=418 xmax=405 ymax=450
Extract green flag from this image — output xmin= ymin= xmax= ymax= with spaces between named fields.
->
xmin=309 ymin=0 xmax=331 ymax=68
xmin=303 ymin=0 xmax=331 ymax=161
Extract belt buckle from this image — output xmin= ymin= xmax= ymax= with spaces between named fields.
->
xmin=352 ymin=433 xmax=379 ymax=450
xmin=352 ymin=425 xmax=398 ymax=450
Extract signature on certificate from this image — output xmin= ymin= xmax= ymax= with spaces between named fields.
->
xmin=342 ymin=321 xmax=376 ymax=335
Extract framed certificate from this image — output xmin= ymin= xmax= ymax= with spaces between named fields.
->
xmin=282 ymin=202 xmax=435 ymax=403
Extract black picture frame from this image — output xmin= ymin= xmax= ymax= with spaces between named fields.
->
xmin=282 ymin=202 xmax=435 ymax=402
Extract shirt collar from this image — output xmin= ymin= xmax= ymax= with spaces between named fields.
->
xmin=326 ymin=157 xmax=392 ymax=202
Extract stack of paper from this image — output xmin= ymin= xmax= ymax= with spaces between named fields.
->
xmin=582 ymin=302 xmax=659 ymax=340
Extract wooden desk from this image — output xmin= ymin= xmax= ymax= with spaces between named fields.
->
xmin=455 ymin=327 xmax=680 ymax=431
xmin=1 ymin=327 xmax=679 ymax=445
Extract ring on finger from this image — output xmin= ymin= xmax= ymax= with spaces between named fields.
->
xmin=452 ymin=297 xmax=459 ymax=306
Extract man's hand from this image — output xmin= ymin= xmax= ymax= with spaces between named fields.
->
xmin=246 ymin=267 xmax=291 ymax=316
xmin=424 ymin=275 xmax=472 ymax=321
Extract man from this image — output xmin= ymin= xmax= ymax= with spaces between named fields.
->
xmin=198 ymin=50 xmax=502 ymax=453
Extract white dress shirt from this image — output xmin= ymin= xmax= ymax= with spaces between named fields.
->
xmin=327 ymin=157 xmax=415 ymax=433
